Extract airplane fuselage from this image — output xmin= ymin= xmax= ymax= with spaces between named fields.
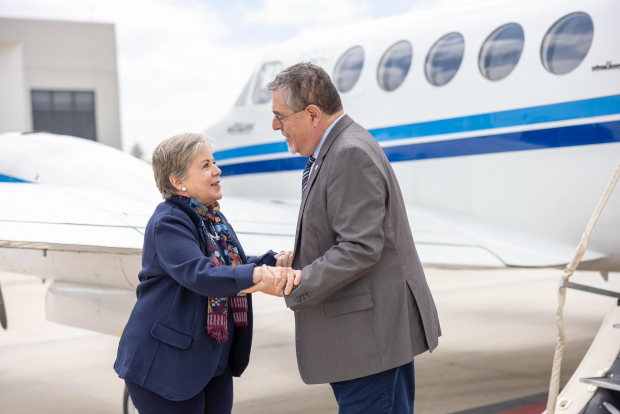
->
xmin=207 ymin=0 xmax=620 ymax=271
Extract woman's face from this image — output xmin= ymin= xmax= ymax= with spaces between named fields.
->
xmin=178 ymin=147 xmax=222 ymax=206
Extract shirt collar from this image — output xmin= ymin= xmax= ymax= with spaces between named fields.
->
xmin=312 ymin=113 xmax=345 ymax=159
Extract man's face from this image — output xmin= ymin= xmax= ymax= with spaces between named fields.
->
xmin=271 ymin=89 xmax=314 ymax=157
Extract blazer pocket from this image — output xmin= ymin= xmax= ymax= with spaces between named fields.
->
xmin=151 ymin=322 xmax=193 ymax=349
xmin=324 ymin=293 xmax=374 ymax=317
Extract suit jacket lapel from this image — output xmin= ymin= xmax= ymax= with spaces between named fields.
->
xmin=293 ymin=114 xmax=355 ymax=256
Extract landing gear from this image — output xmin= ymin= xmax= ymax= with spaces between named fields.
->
xmin=123 ymin=387 xmax=138 ymax=414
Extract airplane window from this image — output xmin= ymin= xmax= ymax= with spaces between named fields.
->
xmin=377 ymin=41 xmax=413 ymax=91
xmin=234 ymin=76 xmax=252 ymax=107
xmin=541 ymin=12 xmax=593 ymax=75
xmin=425 ymin=32 xmax=465 ymax=87
xmin=334 ymin=46 xmax=364 ymax=93
xmin=479 ymin=23 xmax=524 ymax=81
xmin=253 ymin=62 xmax=282 ymax=104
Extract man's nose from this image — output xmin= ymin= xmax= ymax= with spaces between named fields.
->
xmin=272 ymin=116 xmax=282 ymax=131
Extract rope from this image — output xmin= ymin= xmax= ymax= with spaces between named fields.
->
xmin=546 ymin=160 xmax=620 ymax=413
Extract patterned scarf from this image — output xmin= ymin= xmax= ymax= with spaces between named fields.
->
xmin=179 ymin=196 xmax=248 ymax=344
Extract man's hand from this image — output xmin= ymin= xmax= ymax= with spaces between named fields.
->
xmin=270 ymin=266 xmax=302 ymax=296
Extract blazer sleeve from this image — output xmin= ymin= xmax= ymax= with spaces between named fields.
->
xmin=284 ymin=144 xmax=387 ymax=309
xmin=154 ymin=213 xmax=256 ymax=297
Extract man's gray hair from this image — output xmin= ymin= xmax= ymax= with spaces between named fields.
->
xmin=152 ymin=132 xmax=215 ymax=200
xmin=267 ymin=62 xmax=343 ymax=115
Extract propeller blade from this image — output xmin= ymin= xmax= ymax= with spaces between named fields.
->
xmin=0 ymin=281 xmax=7 ymax=330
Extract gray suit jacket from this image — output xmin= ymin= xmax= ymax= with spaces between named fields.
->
xmin=284 ymin=115 xmax=441 ymax=384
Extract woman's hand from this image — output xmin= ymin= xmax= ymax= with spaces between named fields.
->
xmin=241 ymin=266 xmax=267 ymax=294
xmin=275 ymin=251 xmax=293 ymax=268
xmin=242 ymin=265 xmax=281 ymax=295
xmin=252 ymin=265 xmax=264 ymax=284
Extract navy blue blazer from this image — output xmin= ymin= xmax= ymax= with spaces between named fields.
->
xmin=114 ymin=196 xmax=276 ymax=401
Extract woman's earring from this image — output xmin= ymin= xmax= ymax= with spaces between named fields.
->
xmin=182 ymin=186 xmax=187 ymax=192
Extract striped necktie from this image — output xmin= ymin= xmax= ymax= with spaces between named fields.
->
xmin=302 ymin=155 xmax=316 ymax=194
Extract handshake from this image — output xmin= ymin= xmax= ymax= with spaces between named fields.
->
xmin=242 ymin=251 xmax=302 ymax=297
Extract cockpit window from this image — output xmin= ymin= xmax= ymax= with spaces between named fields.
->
xmin=425 ymin=32 xmax=465 ymax=87
xmin=234 ymin=76 xmax=252 ymax=107
xmin=479 ymin=23 xmax=524 ymax=81
xmin=377 ymin=41 xmax=413 ymax=92
xmin=541 ymin=12 xmax=593 ymax=75
xmin=253 ymin=62 xmax=282 ymax=104
xmin=334 ymin=47 xmax=364 ymax=93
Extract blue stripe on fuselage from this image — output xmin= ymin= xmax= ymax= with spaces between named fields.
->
xmin=0 ymin=174 xmax=30 ymax=183
xmin=214 ymin=94 xmax=620 ymax=161
xmin=371 ymin=94 xmax=620 ymax=142
xmin=218 ymin=119 xmax=620 ymax=177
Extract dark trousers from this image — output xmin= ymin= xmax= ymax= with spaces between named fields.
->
xmin=125 ymin=366 xmax=233 ymax=414
xmin=330 ymin=360 xmax=415 ymax=414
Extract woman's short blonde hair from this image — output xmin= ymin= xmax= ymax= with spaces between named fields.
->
xmin=152 ymin=133 xmax=215 ymax=200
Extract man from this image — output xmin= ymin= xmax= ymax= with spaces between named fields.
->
xmin=267 ymin=63 xmax=441 ymax=413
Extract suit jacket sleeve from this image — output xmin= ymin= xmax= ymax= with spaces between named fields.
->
xmin=285 ymin=144 xmax=387 ymax=309
xmin=154 ymin=213 xmax=256 ymax=297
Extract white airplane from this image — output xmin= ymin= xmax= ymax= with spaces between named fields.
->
xmin=0 ymin=0 xmax=619 ymax=412
xmin=209 ymin=0 xmax=620 ymax=273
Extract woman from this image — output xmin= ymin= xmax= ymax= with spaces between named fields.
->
xmin=114 ymin=133 xmax=296 ymax=414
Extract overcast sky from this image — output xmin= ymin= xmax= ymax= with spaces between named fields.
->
xmin=0 ymin=0 xmax=431 ymax=156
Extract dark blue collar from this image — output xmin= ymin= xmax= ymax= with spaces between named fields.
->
xmin=164 ymin=196 xmax=203 ymax=228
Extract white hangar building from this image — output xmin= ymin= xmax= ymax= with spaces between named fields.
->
xmin=0 ymin=17 xmax=122 ymax=149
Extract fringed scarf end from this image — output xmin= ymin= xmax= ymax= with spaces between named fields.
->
xmin=207 ymin=326 xmax=229 ymax=344
xmin=233 ymin=311 xmax=249 ymax=327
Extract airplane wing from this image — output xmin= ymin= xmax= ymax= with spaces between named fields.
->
xmin=406 ymin=207 xmax=607 ymax=268
xmin=0 ymin=183 xmax=606 ymax=276
xmin=0 ymin=184 xmax=147 ymax=255
xmin=0 ymin=183 xmax=299 ymax=287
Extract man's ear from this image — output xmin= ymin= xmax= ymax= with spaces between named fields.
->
xmin=306 ymin=105 xmax=322 ymax=126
